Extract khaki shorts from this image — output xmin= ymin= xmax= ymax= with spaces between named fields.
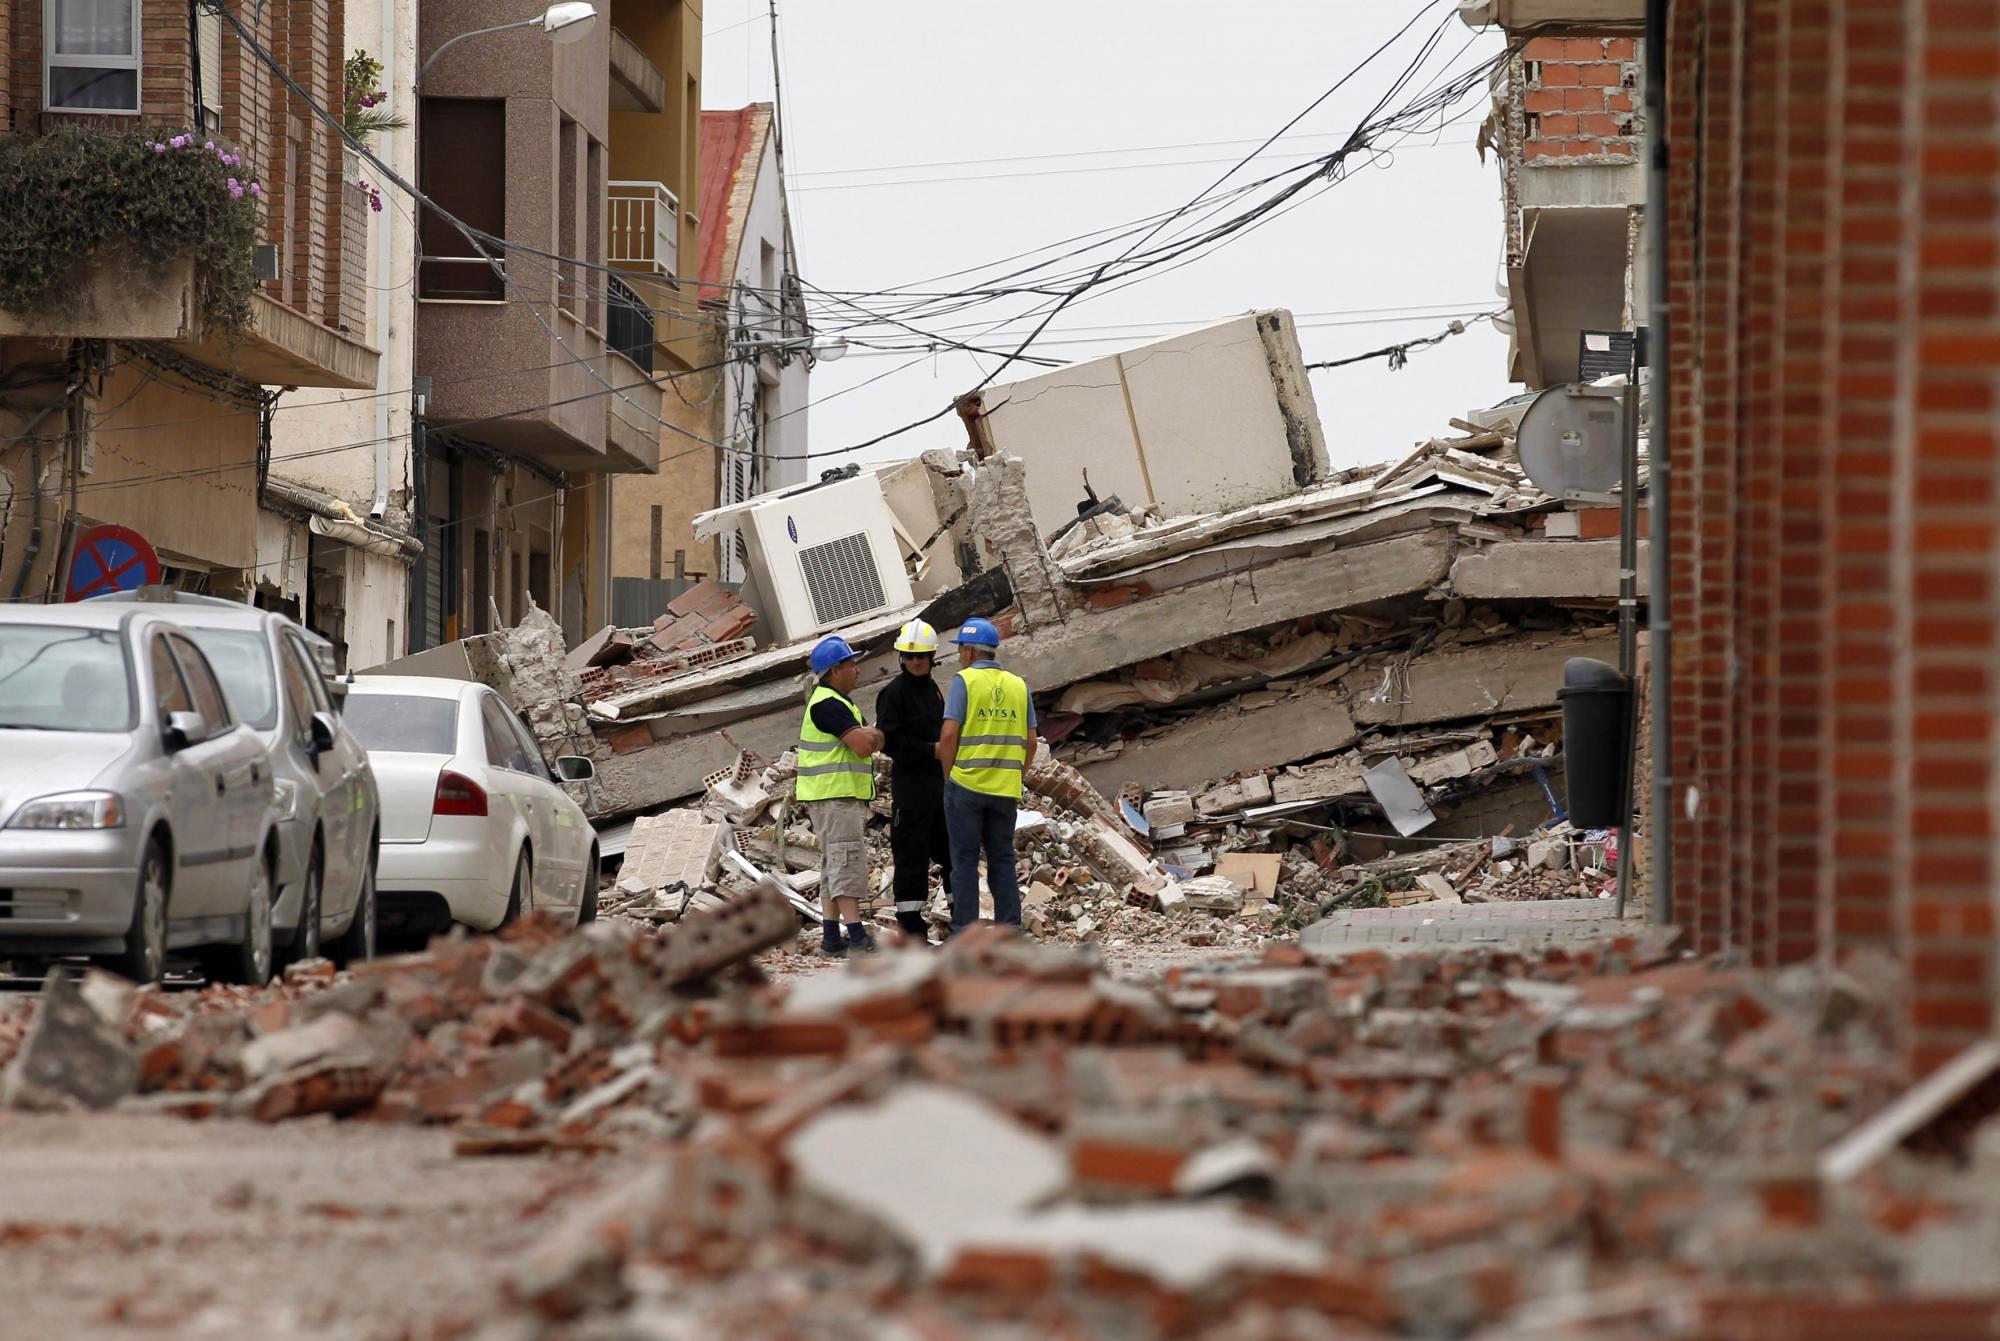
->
xmin=808 ymin=797 xmax=870 ymax=907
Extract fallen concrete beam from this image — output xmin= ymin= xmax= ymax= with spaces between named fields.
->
xmin=1013 ymin=530 xmax=1451 ymax=692
xmin=1448 ymin=538 xmax=1651 ymax=601
xmin=1343 ymin=634 xmax=1592 ymax=729
xmin=1081 ymin=695 xmax=1358 ymax=796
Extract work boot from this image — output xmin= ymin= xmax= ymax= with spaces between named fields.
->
xmin=819 ymin=919 xmax=847 ymax=956
xmin=845 ymin=925 xmax=879 ymax=954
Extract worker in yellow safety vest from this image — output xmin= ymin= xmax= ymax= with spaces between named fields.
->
xmin=934 ymin=617 xmax=1038 ymax=935
xmin=798 ymin=634 xmax=883 ymax=954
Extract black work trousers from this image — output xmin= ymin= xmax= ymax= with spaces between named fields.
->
xmin=890 ymin=770 xmax=952 ymax=937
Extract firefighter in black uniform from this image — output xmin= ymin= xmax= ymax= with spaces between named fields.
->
xmin=875 ymin=619 xmax=952 ymax=939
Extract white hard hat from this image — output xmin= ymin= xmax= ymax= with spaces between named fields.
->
xmin=894 ymin=619 xmax=938 ymax=655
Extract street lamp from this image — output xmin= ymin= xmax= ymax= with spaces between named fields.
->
xmin=810 ymin=336 xmax=849 ymax=363
xmin=417 ymin=3 xmax=598 ymax=88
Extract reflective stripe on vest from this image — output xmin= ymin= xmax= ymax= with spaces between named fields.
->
xmin=796 ymin=686 xmax=875 ymax=802
xmin=949 ymin=664 xmax=1030 ymax=799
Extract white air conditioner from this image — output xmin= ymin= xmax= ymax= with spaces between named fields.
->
xmin=699 ymin=475 xmax=913 ymax=644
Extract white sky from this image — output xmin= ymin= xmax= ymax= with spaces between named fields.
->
xmin=701 ymin=0 xmax=1515 ymax=474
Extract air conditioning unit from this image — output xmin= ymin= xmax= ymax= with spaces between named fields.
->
xmin=726 ymin=475 xmax=914 ymax=643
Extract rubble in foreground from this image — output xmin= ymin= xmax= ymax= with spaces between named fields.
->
xmin=4 ymin=909 xmax=1998 ymax=1337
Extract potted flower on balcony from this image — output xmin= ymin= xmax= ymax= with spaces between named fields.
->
xmin=0 ymin=126 xmax=262 ymax=341
xmin=344 ymin=50 xmax=407 ymax=216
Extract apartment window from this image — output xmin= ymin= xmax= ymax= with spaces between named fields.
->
xmin=195 ymin=5 xmax=222 ymax=130
xmin=419 ymin=98 xmax=507 ymax=300
xmin=46 ymin=0 xmax=141 ymax=113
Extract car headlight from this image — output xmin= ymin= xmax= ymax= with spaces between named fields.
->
xmin=273 ymin=778 xmax=303 ymax=819
xmin=8 ymin=791 xmax=125 ymax=830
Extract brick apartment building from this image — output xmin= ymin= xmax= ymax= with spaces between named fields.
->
xmin=1656 ymin=0 xmax=2000 ymax=1077
xmin=1476 ymin=0 xmax=2000 ymax=1077
xmin=0 ymin=0 xmax=383 ymax=611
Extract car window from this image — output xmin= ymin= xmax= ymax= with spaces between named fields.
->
xmin=504 ymin=708 xmax=550 ymax=781
xmin=170 ymin=636 xmax=232 ymax=730
xmin=150 ymin=635 xmax=193 ymax=716
xmin=342 ymin=693 xmax=459 ymax=754
xmin=479 ymin=694 xmax=531 ymax=772
xmin=285 ymin=635 xmax=333 ymax=714
xmin=274 ymin=636 xmax=318 ymax=744
xmin=0 ymin=626 xmax=135 ymax=732
xmin=182 ymin=628 xmax=279 ymax=731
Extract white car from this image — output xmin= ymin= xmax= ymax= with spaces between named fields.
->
xmin=340 ymin=676 xmax=599 ymax=938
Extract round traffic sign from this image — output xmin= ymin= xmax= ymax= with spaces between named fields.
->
xmin=66 ymin=524 xmax=162 ymax=602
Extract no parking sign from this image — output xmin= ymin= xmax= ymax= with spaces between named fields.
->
xmin=65 ymin=524 xmax=162 ymax=602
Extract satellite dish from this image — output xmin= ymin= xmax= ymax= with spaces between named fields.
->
xmin=1516 ymin=383 xmax=1626 ymax=501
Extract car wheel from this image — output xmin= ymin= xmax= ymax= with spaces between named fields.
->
xmin=110 ymin=839 xmax=170 ymax=985
xmin=289 ymin=845 xmax=323 ymax=966
xmin=202 ymin=854 xmax=275 ymax=987
xmin=501 ymin=850 xmax=531 ymax=927
xmin=578 ymin=846 xmax=600 ymax=925
xmin=333 ymin=858 xmax=377 ymax=967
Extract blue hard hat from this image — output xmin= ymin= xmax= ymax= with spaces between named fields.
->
xmin=952 ymin=617 xmax=1001 ymax=649
xmin=810 ymin=635 xmax=862 ymax=677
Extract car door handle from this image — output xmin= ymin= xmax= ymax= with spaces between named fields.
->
xmin=215 ymin=775 xmax=227 ymax=796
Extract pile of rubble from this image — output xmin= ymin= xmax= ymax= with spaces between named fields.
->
xmin=8 ymin=906 xmax=1996 ymax=1337
xmin=568 ymin=580 xmax=759 ymax=698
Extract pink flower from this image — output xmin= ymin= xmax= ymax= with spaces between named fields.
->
xmin=204 ymin=140 xmax=215 ymax=151
xmin=248 ymin=182 xmax=261 ymax=196
xmin=152 ymin=143 xmax=167 ymax=154
xmin=170 ymin=134 xmax=189 ymax=148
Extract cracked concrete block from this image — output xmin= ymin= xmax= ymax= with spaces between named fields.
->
xmin=1 ymin=967 xmax=138 ymax=1111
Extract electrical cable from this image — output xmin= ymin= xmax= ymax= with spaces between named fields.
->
xmin=1304 ymin=310 xmax=1502 ymax=371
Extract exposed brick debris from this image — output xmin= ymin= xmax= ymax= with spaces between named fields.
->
xmin=5 ymin=911 xmax=1994 ymax=1336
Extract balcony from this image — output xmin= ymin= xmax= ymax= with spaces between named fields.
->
xmin=1457 ymin=0 xmax=1641 ymax=29
xmin=609 ymin=27 xmax=667 ymax=114
xmin=607 ymin=274 xmax=655 ymax=373
xmin=609 ymin=180 xmax=678 ymax=282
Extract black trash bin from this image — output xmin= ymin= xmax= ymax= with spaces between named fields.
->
xmin=1557 ymin=656 xmax=1633 ymax=829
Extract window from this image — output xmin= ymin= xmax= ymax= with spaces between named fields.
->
xmin=503 ymin=708 xmax=549 ymax=782
xmin=0 ymin=627 xmax=134 ymax=733
xmin=479 ymin=694 xmax=531 ymax=773
xmin=283 ymin=634 xmax=332 ymax=714
xmin=182 ymin=628 xmax=278 ymax=731
xmin=274 ymin=636 xmax=318 ymax=743
xmin=46 ymin=0 xmax=141 ymax=113
xmin=342 ymin=694 xmax=458 ymax=755
xmin=170 ymin=636 xmax=232 ymax=730
xmin=150 ymin=636 xmax=193 ymax=717
xmin=419 ymin=98 xmax=507 ymax=299
xmin=195 ymin=5 xmax=221 ymax=129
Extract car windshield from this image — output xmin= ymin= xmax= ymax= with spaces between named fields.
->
xmin=343 ymin=694 xmax=458 ymax=754
xmin=0 ymin=626 xmax=134 ymax=732
xmin=183 ymin=628 xmax=278 ymax=731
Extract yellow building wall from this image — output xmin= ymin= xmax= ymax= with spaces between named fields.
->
xmin=610 ymin=348 xmax=723 ymax=581
xmin=82 ymin=362 xmax=263 ymax=573
xmin=609 ymin=0 xmax=706 ymax=370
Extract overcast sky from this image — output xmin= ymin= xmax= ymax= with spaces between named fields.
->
xmin=701 ymin=0 xmax=1514 ymax=474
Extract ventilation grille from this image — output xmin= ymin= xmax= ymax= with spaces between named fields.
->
xmin=798 ymin=532 xmax=887 ymax=627
xmin=1577 ymin=329 xmax=1636 ymax=382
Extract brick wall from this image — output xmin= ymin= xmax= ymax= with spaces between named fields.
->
xmin=1662 ymin=0 xmax=2000 ymax=1074
xmin=1518 ymin=36 xmax=1642 ymax=162
xmin=0 ymin=0 xmax=359 ymax=341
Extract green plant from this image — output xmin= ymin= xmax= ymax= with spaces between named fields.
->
xmin=344 ymin=51 xmax=408 ymax=142
xmin=0 ymin=126 xmax=263 ymax=332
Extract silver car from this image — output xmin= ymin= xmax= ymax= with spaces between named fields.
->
xmin=91 ymin=591 xmax=379 ymax=966
xmin=0 ymin=604 xmax=281 ymax=984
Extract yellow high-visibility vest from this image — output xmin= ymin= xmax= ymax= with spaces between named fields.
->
xmin=796 ymin=685 xmax=875 ymax=802
xmin=949 ymin=663 xmax=1031 ymax=800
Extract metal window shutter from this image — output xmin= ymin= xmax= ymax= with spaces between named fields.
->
xmin=197 ymin=9 xmax=222 ymax=117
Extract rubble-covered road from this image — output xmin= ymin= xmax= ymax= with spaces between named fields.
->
xmin=5 ymin=888 xmax=1996 ymax=1340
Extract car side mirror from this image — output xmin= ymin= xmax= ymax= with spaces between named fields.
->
xmin=309 ymin=711 xmax=338 ymax=757
xmin=554 ymin=755 xmax=596 ymax=783
xmin=165 ymin=711 xmax=211 ymax=750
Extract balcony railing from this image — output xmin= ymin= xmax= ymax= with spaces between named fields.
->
xmin=607 ymin=274 xmax=655 ymax=373
xmin=608 ymin=180 xmax=678 ymax=281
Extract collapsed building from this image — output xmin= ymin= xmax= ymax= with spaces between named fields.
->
xmin=372 ymin=309 xmax=1647 ymax=924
